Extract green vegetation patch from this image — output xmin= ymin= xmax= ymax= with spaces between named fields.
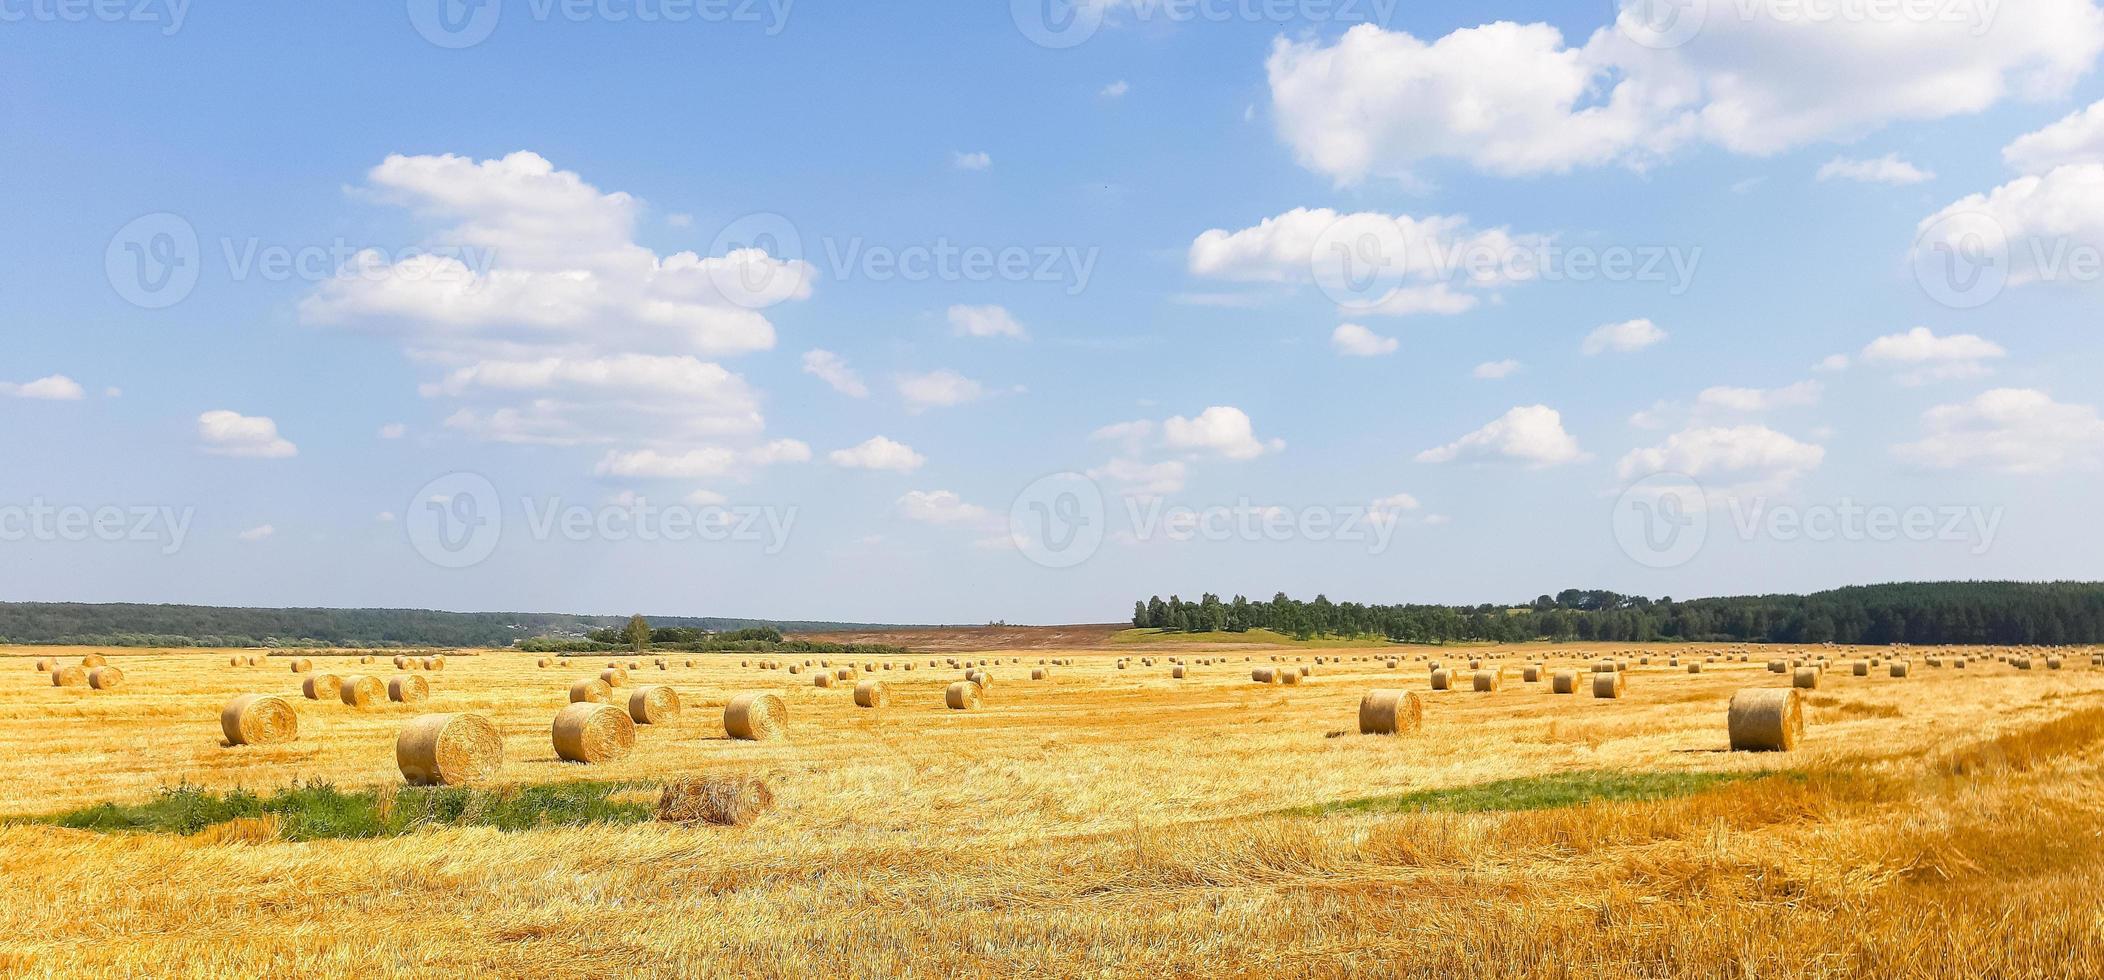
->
xmin=1300 ymin=770 xmax=1778 ymax=817
xmin=32 ymin=780 xmax=657 ymax=840
xmin=1111 ymin=628 xmax=1384 ymax=649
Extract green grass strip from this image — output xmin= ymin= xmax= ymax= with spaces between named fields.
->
xmin=28 ymin=779 xmax=657 ymax=840
xmin=1298 ymin=769 xmax=1778 ymax=817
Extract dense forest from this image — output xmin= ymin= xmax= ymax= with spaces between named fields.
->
xmin=1130 ymin=583 xmax=2104 ymax=646
xmin=0 ymin=603 xmax=902 ymax=648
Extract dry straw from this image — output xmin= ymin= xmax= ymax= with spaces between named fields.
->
xmin=627 ymin=685 xmax=682 ymax=724
xmin=395 ymin=713 xmax=503 ymax=786
xmin=340 ymin=675 xmax=384 ymax=707
xmin=945 ymin=680 xmax=984 ymax=710
xmin=221 ymin=694 xmax=298 ymax=746
xmin=552 ymin=702 xmax=635 ymax=764
xmin=724 ymin=692 xmax=787 ymax=741
xmin=570 ymin=678 xmax=613 ymax=704
xmin=88 ymin=666 xmax=125 ymax=690
xmin=658 ymin=775 xmax=774 ymax=826
xmin=853 ymin=680 xmax=887 ymax=708
xmin=1727 ymin=688 xmax=1805 ymax=752
xmin=302 ymin=674 xmax=341 ymax=700
xmin=1357 ymin=689 xmax=1424 ymax=736
xmin=388 ymin=674 xmax=430 ymax=704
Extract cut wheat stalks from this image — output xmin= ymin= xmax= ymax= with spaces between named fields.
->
xmin=658 ymin=775 xmax=774 ymax=826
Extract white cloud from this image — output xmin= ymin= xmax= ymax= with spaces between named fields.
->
xmin=592 ymin=440 xmax=808 ymax=479
xmin=897 ymin=490 xmax=997 ymax=527
xmin=0 ymin=375 xmax=86 ymax=401
xmin=1101 ymin=80 xmax=1130 ymax=98
xmin=802 ymin=349 xmax=869 ymax=398
xmin=1416 ymin=405 xmax=1586 ymax=467
xmin=198 ymin=411 xmax=298 ymax=459
xmin=947 ymin=304 xmax=1028 ymax=339
xmin=1914 ymin=163 xmax=2104 ymax=290
xmin=376 ymin=511 xmax=397 ymax=523
xmin=1331 ymin=323 xmax=1399 ymax=357
xmin=1266 ymin=8 xmax=2104 ymax=182
xmin=1189 ymin=206 xmax=1546 ymax=316
xmin=378 ymin=422 xmax=407 ymax=439
xmin=2004 ymin=97 xmax=2104 ymax=173
xmin=1583 ymin=318 xmax=1667 ymax=355
xmin=427 ymin=353 xmax=765 ymax=446
xmin=897 ymin=370 xmax=987 ymax=411
xmin=954 ymin=151 xmax=992 ymax=171
xmin=829 ymin=436 xmax=926 ymax=472
xmin=1895 ymin=388 xmax=2104 ymax=473
xmin=1818 ymin=154 xmax=1935 ymax=185
xmin=1086 ymin=457 xmax=1187 ymax=495
xmin=1814 ymin=353 xmax=1852 ymax=372
xmin=1618 ymin=425 xmax=1825 ymax=491
xmin=237 ymin=525 xmax=276 ymax=543
xmin=1473 ymin=359 xmax=1521 ymax=379
xmin=1696 ymin=380 xmax=1823 ymax=412
xmin=1368 ymin=493 xmax=1421 ymax=523
xmin=1161 ymin=406 xmax=1282 ymax=460
xmin=1861 ymin=327 xmax=2007 ymax=384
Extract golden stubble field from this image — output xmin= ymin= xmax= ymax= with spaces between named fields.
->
xmin=0 ymin=640 xmax=2100 ymax=978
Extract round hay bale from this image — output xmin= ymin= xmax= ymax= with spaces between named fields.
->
xmin=836 ymin=668 xmax=857 ymax=681
xmin=81 ymin=653 xmax=108 ymax=669
xmin=290 ymin=658 xmax=313 ymax=674
xmin=788 ymin=664 xmax=802 ymax=675
xmin=1358 ymin=689 xmax=1424 ymax=735
xmin=552 ymin=702 xmax=635 ymax=763
xmin=658 ymin=775 xmax=774 ymax=826
xmin=221 ymin=694 xmax=298 ymax=745
xmin=50 ymin=666 xmax=87 ymax=688
xmin=600 ymin=668 xmax=629 ymax=688
xmin=87 ymin=666 xmax=125 ymax=690
xmin=724 ymin=692 xmax=788 ymax=741
xmin=1172 ymin=665 xmax=1186 ymax=679
xmin=813 ymin=673 xmax=835 ymax=689
xmin=1852 ymin=661 xmax=1870 ymax=677
xmin=852 ymin=680 xmax=887 ymax=708
xmin=1522 ymin=665 xmax=1541 ymax=683
xmin=1592 ymin=671 xmax=1625 ymax=699
xmin=945 ymin=680 xmax=984 ymax=710
xmin=1280 ymin=670 xmax=1303 ymax=686
xmin=1728 ymin=688 xmax=1805 ymax=752
xmin=1552 ymin=671 xmax=1577 ymax=694
xmin=381 ymin=675 xmax=427 ymax=704
xmin=393 ymin=655 xmax=409 ymax=670
xmin=1890 ymin=661 xmax=1911 ymax=678
xmin=1472 ymin=669 xmax=1501 ymax=692
xmin=569 ymin=678 xmax=612 ymax=703
xmin=537 ymin=657 xmax=552 ymax=668
xmin=1430 ymin=668 xmax=1453 ymax=691
xmin=1031 ymin=668 xmax=1048 ymax=681
xmin=627 ymin=685 xmax=681 ymax=724
xmin=2047 ymin=657 xmax=2064 ymax=670
xmin=1687 ymin=662 xmax=1703 ymax=674
xmin=340 ymin=675 xmax=384 ymax=707
xmin=1768 ymin=660 xmax=1787 ymax=673
xmin=301 ymin=674 xmax=340 ymax=700
xmin=1792 ymin=667 xmax=1820 ymax=690
xmin=425 ymin=656 xmax=445 ymax=671
xmin=395 ymin=713 xmax=502 ymax=786
xmin=361 ymin=655 xmax=375 ymax=664
xmin=1252 ymin=667 xmax=1278 ymax=684
xmin=247 ymin=656 xmax=262 ymax=667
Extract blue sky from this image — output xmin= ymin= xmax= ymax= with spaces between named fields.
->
xmin=3 ymin=0 xmax=2103 ymax=624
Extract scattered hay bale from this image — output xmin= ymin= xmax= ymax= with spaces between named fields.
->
xmin=1687 ymin=662 xmax=1703 ymax=674
xmin=1472 ymin=669 xmax=1501 ymax=692
xmin=425 ymin=656 xmax=445 ymax=671
xmin=35 ymin=658 xmax=53 ymax=672
xmin=627 ymin=685 xmax=681 ymax=724
xmin=724 ymin=692 xmax=789 ymax=741
xmin=538 ymin=657 xmax=553 ymax=668
xmin=570 ymin=678 xmax=613 ymax=704
xmin=853 ymin=680 xmax=887 ymax=708
xmin=1252 ymin=667 xmax=1278 ymax=684
xmin=552 ymin=702 xmax=635 ymax=764
xmin=81 ymin=653 xmax=108 ymax=669
xmin=601 ymin=668 xmax=629 ymax=688
xmin=1852 ymin=661 xmax=1870 ymax=677
xmin=658 ymin=775 xmax=774 ymax=827
xmin=1768 ymin=660 xmax=1787 ymax=673
xmin=393 ymin=655 xmax=409 ymax=670
xmin=221 ymin=694 xmax=298 ymax=746
xmin=340 ymin=675 xmax=384 ymax=707
xmin=301 ymin=674 xmax=340 ymax=700
xmin=813 ymin=673 xmax=835 ymax=689
xmin=966 ymin=670 xmax=994 ymax=688
xmin=50 ymin=666 xmax=87 ymax=688
xmin=1592 ymin=671 xmax=1625 ymax=699
xmin=1890 ymin=662 xmax=1911 ymax=678
xmin=395 ymin=713 xmax=502 ymax=786
xmin=248 ymin=656 xmax=262 ymax=667
xmin=1280 ymin=670 xmax=1303 ymax=686
xmin=836 ymin=668 xmax=857 ymax=681
xmin=1429 ymin=668 xmax=1452 ymax=691
xmin=290 ymin=658 xmax=313 ymax=674
xmin=88 ymin=666 xmax=125 ymax=690
xmin=1728 ymin=688 xmax=1805 ymax=752
xmin=388 ymin=674 xmax=430 ymax=704
xmin=1031 ymin=668 xmax=1048 ymax=681
xmin=945 ymin=680 xmax=984 ymax=710
xmin=2047 ymin=657 xmax=2064 ymax=670
xmin=1522 ymin=665 xmax=1541 ymax=683
xmin=1552 ymin=671 xmax=1577 ymax=694
xmin=1792 ymin=667 xmax=1820 ymax=690
xmin=1358 ymin=689 xmax=1423 ymax=735
xmin=1172 ymin=666 xmax=1186 ymax=679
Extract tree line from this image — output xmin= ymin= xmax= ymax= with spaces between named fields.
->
xmin=1131 ymin=582 xmax=2104 ymax=646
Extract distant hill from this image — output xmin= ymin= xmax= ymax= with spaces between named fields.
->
xmin=0 ymin=602 xmax=919 ymax=649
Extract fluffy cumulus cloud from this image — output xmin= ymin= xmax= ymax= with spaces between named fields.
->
xmin=592 ymin=440 xmax=810 ymax=479
xmin=1894 ymin=388 xmax=2104 ymax=473
xmin=1189 ymin=207 xmax=1546 ymax=316
xmin=1617 ymin=425 xmax=1826 ymax=491
xmin=1914 ymin=163 xmax=2104 ymax=290
xmin=0 ymin=375 xmax=86 ymax=400
xmin=1583 ymin=318 xmax=1667 ymax=355
xmin=237 ymin=525 xmax=276 ymax=543
xmin=1086 ymin=406 xmax=1277 ymax=495
xmin=1416 ymin=405 xmax=1586 ymax=467
xmin=1331 ymin=323 xmax=1398 ymax=357
xmin=2003 ymin=97 xmax=2104 ymax=172
xmin=198 ymin=410 xmax=298 ymax=459
xmin=1086 ymin=457 xmax=1189 ymax=496
xmin=947 ymin=304 xmax=1028 ymax=339
xmin=802 ymin=349 xmax=869 ymax=398
xmin=897 ymin=370 xmax=987 ymax=411
xmin=1695 ymin=380 xmax=1823 ymax=413
xmin=896 ymin=490 xmax=998 ymax=528
xmin=1160 ymin=406 xmax=1284 ymax=460
xmin=1473 ymin=359 xmax=1521 ymax=379
xmin=425 ymin=354 xmax=765 ymax=447
xmin=1818 ymin=154 xmax=1935 ymax=185
xmin=829 ymin=436 xmax=927 ymax=472
xmin=1861 ymin=327 xmax=2006 ymax=384
xmin=1266 ymin=6 xmax=2104 ymax=182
